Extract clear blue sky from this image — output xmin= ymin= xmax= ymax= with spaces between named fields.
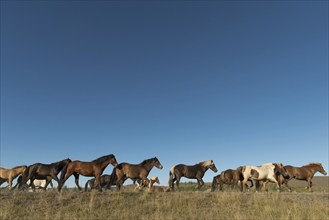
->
xmin=1 ymin=1 xmax=328 ymax=187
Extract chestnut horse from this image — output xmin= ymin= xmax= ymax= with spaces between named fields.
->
xmin=58 ymin=154 xmax=118 ymax=192
xmin=110 ymin=157 xmax=163 ymax=190
xmin=0 ymin=165 xmax=27 ymax=190
xmin=278 ymin=163 xmax=327 ymax=192
xmin=169 ymin=160 xmax=218 ymax=191
xmin=19 ymin=158 xmax=71 ymax=191
xmin=211 ymin=166 xmax=253 ymax=192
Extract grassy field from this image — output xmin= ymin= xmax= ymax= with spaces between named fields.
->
xmin=0 ymin=177 xmax=328 ymax=220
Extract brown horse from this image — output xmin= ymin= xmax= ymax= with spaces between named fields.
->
xmin=278 ymin=163 xmax=327 ymax=192
xmin=110 ymin=157 xmax=163 ymax=190
xmin=211 ymin=166 xmax=254 ymax=192
xmin=0 ymin=165 xmax=27 ymax=190
xmin=19 ymin=158 xmax=71 ymax=191
xmin=58 ymin=154 xmax=118 ymax=192
xmin=169 ymin=160 xmax=218 ymax=191
xmin=84 ymin=174 xmax=115 ymax=192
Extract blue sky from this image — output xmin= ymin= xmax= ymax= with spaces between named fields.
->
xmin=1 ymin=1 xmax=328 ymax=187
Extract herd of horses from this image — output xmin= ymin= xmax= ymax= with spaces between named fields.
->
xmin=0 ymin=153 xmax=327 ymax=193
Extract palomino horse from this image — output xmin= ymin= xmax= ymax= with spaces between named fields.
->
xmin=19 ymin=158 xmax=71 ymax=191
xmin=169 ymin=160 xmax=218 ymax=191
xmin=110 ymin=157 xmax=163 ymax=190
xmin=84 ymin=174 xmax=114 ymax=192
xmin=211 ymin=166 xmax=253 ymax=192
xmin=278 ymin=163 xmax=327 ymax=192
xmin=241 ymin=162 xmax=288 ymax=192
xmin=0 ymin=165 xmax=27 ymax=190
xmin=58 ymin=154 xmax=118 ymax=192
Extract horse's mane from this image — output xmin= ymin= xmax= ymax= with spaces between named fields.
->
xmin=51 ymin=158 xmax=70 ymax=165
xmin=198 ymin=160 xmax=213 ymax=167
xmin=141 ymin=158 xmax=155 ymax=165
xmin=11 ymin=165 xmax=27 ymax=169
xmin=304 ymin=162 xmax=322 ymax=167
xmin=93 ymin=154 xmax=114 ymax=164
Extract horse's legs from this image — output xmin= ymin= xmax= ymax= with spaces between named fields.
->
xmin=73 ymin=173 xmax=82 ymax=191
xmin=7 ymin=177 xmax=13 ymax=190
xmin=94 ymin=174 xmax=102 ymax=192
xmin=176 ymin=176 xmax=181 ymax=191
xmin=307 ymin=178 xmax=313 ymax=192
xmin=58 ymin=171 xmax=73 ymax=191
xmin=197 ymin=178 xmax=204 ymax=190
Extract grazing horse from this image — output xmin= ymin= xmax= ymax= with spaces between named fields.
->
xmin=84 ymin=174 xmax=114 ymax=192
xmin=278 ymin=163 xmax=327 ymax=192
xmin=19 ymin=158 xmax=71 ymax=191
xmin=169 ymin=160 xmax=218 ymax=191
xmin=58 ymin=154 xmax=118 ymax=192
xmin=211 ymin=166 xmax=254 ymax=192
xmin=110 ymin=157 xmax=163 ymax=190
xmin=241 ymin=162 xmax=288 ymax=192
xmin=0 ymin=165 xmax=27 ymax=190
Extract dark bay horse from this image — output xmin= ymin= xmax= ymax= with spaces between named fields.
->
xmin=110 ymin=157 xmax=163 ymax=190
xmin=19 ymin=158 xmax=71 ymax=191
xmin=169 ymin=160 xmax=218 ymax=191
xmin=0 ymin=165 xmax=27 ymax=190
xmin=211 ymin=166 xmax=253 ymax=192
xmin=58 ymin=154 xmax=118 ymax=192
xmin=278 ymin=163 xmax=327 ymax=192
xmin=84 ymin=174 xmax=115 ymax=192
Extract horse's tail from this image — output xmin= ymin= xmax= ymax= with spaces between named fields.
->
xmin=109 ymin=167 xmax=117 ymax=186
xmin=59 ymin=163 xmax=69 ymax=189
xmin=211 ymin=176 xmax=219 ymax=192
xmin=18 ymin=166 xmax=30 ymax=189
xmin=84 ymin=180 xmax=90 ymax=192
xmin=168 ymin=165 xmax=175 ymax=189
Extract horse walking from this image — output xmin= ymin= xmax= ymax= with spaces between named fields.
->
xmin=0 ymin=165 xmax=27 ymax=190
xmin=278 ymin=163 xmax=327 ymax=192
xmin=211 ymin=166 xmax=253 ymax=192
xmin=169 ymin=160 xmax=218 ymax=191
xmin=84 ymin=174 xmax=114 ymax=192
xmin=241 ymin=162 xmax=288 ymax=192
xmin=58 ymin=154 xmax=118 ymax=192
xmin=110 ymin=157 xmax=163 ymax=190
xmin=19 ymin=158 xmax=71 ymax=191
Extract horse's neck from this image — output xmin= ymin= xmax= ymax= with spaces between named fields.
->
xmin=143 ymin=163 xmax=154 ymax=173
xmin=306 ymin=165 xmax=320 ymax=174
xmin=199 ymin=164 xmax=209 ymax=173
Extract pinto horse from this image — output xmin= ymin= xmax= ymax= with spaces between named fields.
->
xmin=110 ymin=157 xmax=163 ymax=190
xmin=58 ymin=154 xmax=118 ymax=192
xmin=169 ymin=160 xmax=218 ymax=191
xmin=241 ymin=162 xmax=288 ymax=192
xmin=211 ymin=166 xmax=253 ymax=192
xmin=0 ymin=165 xmax=27 ymax=190
xmin=19 ymin=158 xmax=71 ymax=191
xmin=14 ymin=176 xmax=54 ymax=191
xmin=278 ymin=163 xmax=327 ymax=192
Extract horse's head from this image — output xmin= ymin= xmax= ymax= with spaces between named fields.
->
xmin=150 ymin=176 xmax=160 ymax=185
xmin=153 ymin=157 xmax=163 ymax=169
xmin=273 ymin=163 xmax=289 ymax=178
xmin=315 ymin=163 xmax=327 ymax=175
xmin=208 ymin=160 xmax=218 ymax=173
xmin=109 ymin=155 xmax=119 ymax=168
xmin=64 ymin=158 xmax=72 ymax=165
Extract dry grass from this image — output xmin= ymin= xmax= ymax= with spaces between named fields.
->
xmin=0 ymin=177 xmax=328 ymax=220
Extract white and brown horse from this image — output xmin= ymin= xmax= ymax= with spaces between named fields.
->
xmin=242 ymin=163 xmax=288 ymax=191
xmin=169 ymin=160 xmax=218 ymax=191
